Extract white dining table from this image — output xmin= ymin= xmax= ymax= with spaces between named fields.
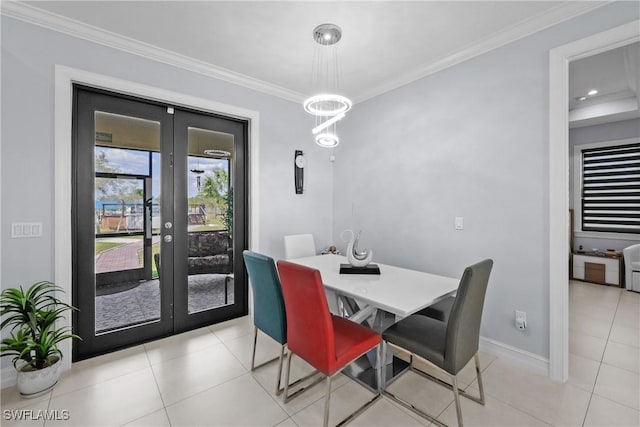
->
xmin=290 ymin=254 xmax=459 ymax=318
xmin=289 ymin=254 xmax=460 ymax=391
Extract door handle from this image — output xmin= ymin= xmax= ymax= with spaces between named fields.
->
xmin=163 ymin=235 xmax=173 ymax=243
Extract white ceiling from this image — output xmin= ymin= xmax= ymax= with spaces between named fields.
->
xmin=13 ymin=1 xmax=608 ymax=104
xmin=569 ymin=42 xmax=640 ymax=128
xmin=7 ymin=1 xmax=638 ymax=127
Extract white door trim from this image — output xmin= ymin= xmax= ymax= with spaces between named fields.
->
xmin=548 ymin=20 xmax=639 ymax=382
xmin=54 ymin=65 xmax=260 ymax=370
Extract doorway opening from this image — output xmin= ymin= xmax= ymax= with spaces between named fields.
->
xmin=548 ymin=20 xmax=639 ymax=382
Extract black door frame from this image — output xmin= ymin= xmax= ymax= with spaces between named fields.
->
xmin=172 ymin=108 xmax=249 ymax=332
xmin=72 ymin=86 xmax=248 ymax=360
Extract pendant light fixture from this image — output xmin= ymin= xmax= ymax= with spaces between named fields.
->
xmin=304 ymin=23 xmax=351 ymax=148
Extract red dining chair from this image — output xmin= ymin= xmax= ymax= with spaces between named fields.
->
xmin=277 ymin=260 xmax=382 ymax=427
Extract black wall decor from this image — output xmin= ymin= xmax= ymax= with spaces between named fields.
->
xmin=294 ymin=150 xmax=305 ymax=194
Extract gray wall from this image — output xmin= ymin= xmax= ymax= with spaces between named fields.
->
xmin=569 ymin=118 xmax=640 ymax=252
xmin=2 ymin=2 xmax=639 ymax=368
xmin=0 ymin=16 xmax=334 ymax=369
xmin=332 ymin=2 xmax=639 ymax=358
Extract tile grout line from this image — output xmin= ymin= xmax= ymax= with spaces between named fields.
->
xmin=220 ymin=331 xmax=300 ymax=420
xmin=579 ymin=282 xmax=623 ymax=427
xmin=466 ymin=359 xmax=554 ymax=427
xmin=146 ymin=320 xmax=258 ymax=411
xmin=416 ymin=355 xmax=501 ymax=426
xmin=142 ymin=345 xmax=173 ymax=427
xmin=245 ymin=367 xmax=298 ymax=426
xmin=43 ymin=390 xmax=53 ymax=427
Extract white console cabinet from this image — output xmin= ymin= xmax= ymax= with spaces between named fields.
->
xmin=572 ymin=253 xmax=623 ymax=287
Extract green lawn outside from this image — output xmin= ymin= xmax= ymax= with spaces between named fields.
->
xmin=95 ymin=241 xmax=126 ymax=255
xmin=192 ymin=224 xmax=226 ymax=232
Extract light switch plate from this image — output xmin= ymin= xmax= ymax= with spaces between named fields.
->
xmin=455 ymin=217 xmax=464 ymax=230
xmin=11 ymin=222 xmax=42 ymax=238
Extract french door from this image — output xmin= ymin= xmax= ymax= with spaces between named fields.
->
xmin=73 ymin=86 xmax=248 ymax=360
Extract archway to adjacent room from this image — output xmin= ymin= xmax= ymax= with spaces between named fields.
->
xmin=548 ymin=20 xmax=639 ymax=382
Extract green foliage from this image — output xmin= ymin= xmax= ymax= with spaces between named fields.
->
xmin=198 ymin=167 xmax=229 ymax=207
xmin=0 ymin=281 xmax=80 ymax=370
xmin=199 ymin=167 xmax=228 ymax=206
xmin=95 ymin=241 xmax=125 ymax=255
xmin=222 ymin=187 xmax=233 ymax=235
xmin=191 ymin=167 xmax=232 ymax=232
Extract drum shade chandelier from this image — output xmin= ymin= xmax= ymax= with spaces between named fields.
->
xmin=304 ymin=24 xmax=351 ymax=148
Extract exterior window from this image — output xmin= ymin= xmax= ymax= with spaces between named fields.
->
xmin=581 ymin=142 xmax=640 ymax=234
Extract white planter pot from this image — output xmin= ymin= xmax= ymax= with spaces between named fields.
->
xmin=16 ymin=356 xmax=61 ymax=398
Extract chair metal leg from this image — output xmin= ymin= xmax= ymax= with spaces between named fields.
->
xmin=224 ymin=275 xmax=230 ymax=304
xmin=250 ymin=327 xmax=283 ymax=372
xmin=281 ymin=351 xmax=324 ymax=403
xmin=250 ymin=326 xmax=258 ymax=371
xmin=286 ymin=346 xmax=383 ymax=426
xmin=382 ymin=344 xmax=486 ymax=427
xmin=474 ymin=353 xmax=485 ymax=405
xmin=323 ymin=376 xmax=332 ymax=427
xmin=407 ymin=351 xmax=485 ymax=405
xmin=334 ymin=355 xmax=384 ymax=427
xmin=451 ymin=375 xmax=464 ymax=427
xmin=283 ymin=350 xmax=293 ymax=402
xmin=275 ymin=344 xmax=286 ymax=395
xmin=376 ymin=342 xmax=383 ymax=393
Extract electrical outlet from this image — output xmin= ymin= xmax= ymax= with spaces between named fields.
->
xmin=515 ymin=310 xmax=527 ymax=330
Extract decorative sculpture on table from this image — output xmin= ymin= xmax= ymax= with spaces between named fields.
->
xmin=342 ymin=229 xmax=373 ymax=267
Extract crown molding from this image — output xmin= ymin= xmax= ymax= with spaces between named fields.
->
xmin=2 ymin=1 xmax=610 ymax=105
xmin=354 ymin=1 xmax=610 ymax=103
xmin=1 ymin=1 xmax=306 ymax=103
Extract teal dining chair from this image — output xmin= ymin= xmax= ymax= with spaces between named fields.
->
xmin=242 ymin=250 xmax=321 ymax=397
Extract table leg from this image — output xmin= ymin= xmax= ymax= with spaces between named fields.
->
xmin=337 ymin=296 xmax=409 ymax=393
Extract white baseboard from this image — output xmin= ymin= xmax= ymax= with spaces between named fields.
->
xmin=1 ymin=366 xmax=17 ymax=389
xmin=480 ymin=336 xmax=550 ymax=377
xmin=0 ymin=336 xmax=549 ymax=390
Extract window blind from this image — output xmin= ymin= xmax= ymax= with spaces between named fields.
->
xmin=581 ymin=142 xmax=640 ymax=234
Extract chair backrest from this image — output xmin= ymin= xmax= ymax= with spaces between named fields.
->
xmin=444 ymin=259 xmax=493 ymax=374
xmin=284 ymin=234 xmax=316 ymax=259
xmin=277 ymin=260 xmax=335 ymax=373
xmin=243 ymin=251 xmax=287 ymax=345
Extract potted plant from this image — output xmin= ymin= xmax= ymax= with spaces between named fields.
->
xmin=1 ymin=281 xmax=80 ymax=398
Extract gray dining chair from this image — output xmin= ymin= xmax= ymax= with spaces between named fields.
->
xmin=415 ymin=295 xmax=454 ymax=322
xmin=381 ymin=259 xmax=493 ymax=427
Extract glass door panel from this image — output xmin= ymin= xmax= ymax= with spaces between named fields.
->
xmin=173 ymin=109 xmax=247 ymax=333
xmin=74 ymin=88 xmax=173 ymax=360
xmin=186 ymin=127 xmax=234 ymax=313
xmin=93 ymin=115 xmax=162 ymax=334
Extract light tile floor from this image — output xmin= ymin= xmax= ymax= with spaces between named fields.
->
xmin=1 ymin=281 xmax=638 ymax=426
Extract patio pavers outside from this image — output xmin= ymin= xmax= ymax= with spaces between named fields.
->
xmin=96 ymin=274 xmax=234 ymax=333
xmin=95 ymin=236 xmax=161 ymax=274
